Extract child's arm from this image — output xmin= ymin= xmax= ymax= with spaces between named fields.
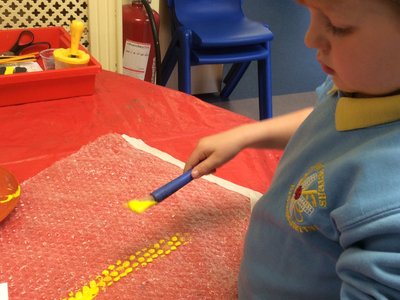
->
xmin=184 ymin=107 xmax=313 ymax=178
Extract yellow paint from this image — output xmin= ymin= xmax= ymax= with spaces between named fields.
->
xmin=110 ymin=271 xmax=118 ymax=277
xmin=4 ymin=66 xmax=14 ymax=75
xmin=127 ymin=199 xmax=157 ymax=214
xmin=63 ymin=233 xmax=190 ymax=300
xmin=122 ymin=261 xmax=130 ymax=268
xmin=0 ymin=185 xmax=21 ymax=204
xmin=116 ymin=266 xmax=124 ymax=272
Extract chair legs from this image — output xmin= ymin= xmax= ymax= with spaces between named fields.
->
xmin=222 ymin=42 xmax=272 ymax=119
xmin=257 ymin=42 xmax=272 ymax=119
xmin=160 ymin=34 xmax=273 ymax=120
xmin=220 ymin=62 xmax=251 ymax=99
xmin=177 ymin=29 xmax=192 ymax=94
xmin=160 ymin=34 xmax=179 ymax=87
xmin=160 ymin=28 xmax=192 ymax=93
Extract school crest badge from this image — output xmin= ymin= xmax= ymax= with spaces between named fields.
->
xmin=285 ymin=163 xmax=327 ymax=232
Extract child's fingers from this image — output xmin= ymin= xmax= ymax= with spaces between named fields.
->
xmin=184 ymin=151 xmax=217 ymax=178
xmin=185 ymin=158 xmax=214 ymax=179
xmin=192 ymin=161 xmax=216 ymax=179
xmin=184 ymin=152 xmax=202 ymax=171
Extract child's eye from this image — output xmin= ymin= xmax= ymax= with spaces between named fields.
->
xmin=326 ymin=22 xmax=353 ymax=36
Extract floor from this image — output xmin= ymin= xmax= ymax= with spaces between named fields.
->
xmin=198 ymin=91 xmax=318 ymax=120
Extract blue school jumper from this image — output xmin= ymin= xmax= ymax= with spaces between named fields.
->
xmin=239 ymin=78 xmax=400 ymax=299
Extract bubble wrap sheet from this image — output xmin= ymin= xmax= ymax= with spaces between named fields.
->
xmin=0 ymin=133 xmax=251 ymax=299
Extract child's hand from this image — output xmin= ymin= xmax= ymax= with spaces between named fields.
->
xmin=184 ymin=108 xmax=313 ymax=179
xmin=184 ymin=129 xmax=245 ymax=179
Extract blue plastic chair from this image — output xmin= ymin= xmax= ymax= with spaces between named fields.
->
xmin=160 ymin=0 xmax=274 ymax=119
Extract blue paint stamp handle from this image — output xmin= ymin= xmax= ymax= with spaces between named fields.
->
xmin=151 ymin=170 xmax=193 ymax=202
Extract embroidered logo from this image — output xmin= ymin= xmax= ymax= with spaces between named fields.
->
xmin=285 ymin=163 xmax=327 ymax=232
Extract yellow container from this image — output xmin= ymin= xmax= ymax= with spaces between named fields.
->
xmin=53 ymin=48 xmax=90 ymax=69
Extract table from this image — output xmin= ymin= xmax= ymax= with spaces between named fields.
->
xmin=1 ymin=70 xmax=283 ymax=299
xmin=0 ymin=70 xmax=280 ymax=193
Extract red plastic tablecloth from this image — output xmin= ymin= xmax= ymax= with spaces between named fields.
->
xmin=0 ymin=70 xmax=281 ymax=193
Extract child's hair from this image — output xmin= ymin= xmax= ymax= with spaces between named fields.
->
xmin=382 ymin=0 xmax=400 ymax=15
xmin=390 ymin=0 xmax=400 ymax=13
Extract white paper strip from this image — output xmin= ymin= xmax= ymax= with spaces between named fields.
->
xmin=0 ymin=282 xmax=8 ymax=300
xmin=122 ymin=134 xmax=262 ymax=208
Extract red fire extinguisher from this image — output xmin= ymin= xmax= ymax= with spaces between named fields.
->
xmin=122 ymin=0 xmax=160 ymax=83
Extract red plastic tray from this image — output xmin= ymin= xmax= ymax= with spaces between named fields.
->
xmin=0 ymin=27 xmax=102 ymax=106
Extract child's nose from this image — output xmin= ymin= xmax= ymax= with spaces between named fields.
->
xmin=304 ymin=16 xmax=330 ymax=52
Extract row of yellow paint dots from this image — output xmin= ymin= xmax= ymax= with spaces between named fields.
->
xmin=63 ymin=233 xmax=190 ymax=300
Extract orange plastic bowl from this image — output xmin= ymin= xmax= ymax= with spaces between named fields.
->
xmin=0 ymin=166 xmax=20 ymax=222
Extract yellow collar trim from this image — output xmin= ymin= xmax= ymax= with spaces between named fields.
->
xmin=335 ymin=94 xmax=400 ymax=131
xmin=328 ymin=85 xmax=338 ymax=95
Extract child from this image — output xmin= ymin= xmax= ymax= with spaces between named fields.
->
xmin=184 ymin=0 xmax=400 ymax=298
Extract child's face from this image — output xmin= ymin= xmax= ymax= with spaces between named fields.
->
xmin=300 ymin=0 xmax=400 ymax=96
